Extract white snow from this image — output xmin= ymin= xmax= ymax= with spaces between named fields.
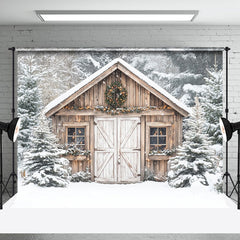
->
xmin=44 ymin=58 xmax=190 ymax=116
xmin=89 ymin=55 xmax=101 ymax=68
xmin=4 ymin=181 xmax=235 ymax=209
xmin=181 ymin=53 xmax=197 ymax=60
xmin=1 ymin=181 xmax=239 ymax=234
xmin=210 ymin=144 xmax=223 ymax=156
xmin=183 ymin=83 xmax=205 ymax=93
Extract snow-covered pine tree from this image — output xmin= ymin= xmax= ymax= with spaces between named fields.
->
xmin=23 ymin=113 xmax=70 ymax=187
xmin=18 ymin=54 xmax=42 ymax=150
xmin=168 ymin=97 xmax=221 ymax=189
xmin=200 ymin=67 xmax=223 ymax=144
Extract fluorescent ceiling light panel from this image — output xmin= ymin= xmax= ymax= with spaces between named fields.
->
xmin=36 ymin=11 xmax=198 ymax=22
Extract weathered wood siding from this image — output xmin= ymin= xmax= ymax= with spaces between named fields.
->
xmin=50 ymin=69 xmax=184 ymax=180
xmin=51 ymin=115 xmax=92 ymax=174
xmin=65 ymin=70 xmax=170 ymax=109
xmin=144 ymin=112 xmax=183 ymax=180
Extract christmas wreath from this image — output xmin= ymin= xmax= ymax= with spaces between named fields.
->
xmin=105 ymin=80 xmax=127 ymax=109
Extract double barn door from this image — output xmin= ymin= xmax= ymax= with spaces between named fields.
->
xmin=94 ymin=117 xmax=141 ymax=183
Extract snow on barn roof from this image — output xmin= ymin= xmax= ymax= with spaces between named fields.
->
xmin=44 ymin=58 xmax=190 ymax=116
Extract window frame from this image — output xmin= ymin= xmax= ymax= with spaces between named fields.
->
xmin=149 ymin=127 xmax=167 ymax=152
xmin=63 ymin=122 xmax=89 ymax=150
xmin=146 ymin=122 xmax=172 ymax=160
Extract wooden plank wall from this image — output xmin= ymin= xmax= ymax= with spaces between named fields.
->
xmin=66 ymin=70 xmax=169 ymax=109
xmin=51 ymin=69 xmax=183 ymax=180
xmin=145 ymin=112 xmax=182 ymax=180
xmin=52 ymin=115 xmax=93 ymax=174
xmin=52 ymin=111 xmax=182 ymax=179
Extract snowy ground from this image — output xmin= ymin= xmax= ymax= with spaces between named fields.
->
xmin=4 ymin=181 xmax=235 ymax=209
xmin=1 ymin=181 xmax=240 ymax=233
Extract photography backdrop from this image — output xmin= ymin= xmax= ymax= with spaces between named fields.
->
xmin=17 ymin=49 xmax=223 ymax=190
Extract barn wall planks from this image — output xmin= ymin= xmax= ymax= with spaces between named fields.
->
xmin=52 ymin=115 xmax=91 ymax=173
xmin=52 ymin=66 xmax=184 ymax=180
xmin=145 ymin=112 xmax=182 ymax=180
xmin=65 ymin=70 xmax=169 ymax=109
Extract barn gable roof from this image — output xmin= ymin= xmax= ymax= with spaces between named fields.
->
xmin=44 ymin=58 xmax=190 ymax=117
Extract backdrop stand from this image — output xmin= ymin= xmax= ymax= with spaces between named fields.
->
xmin=0 ymin=118 xmax=20 ymax=209
xmin=0 ymin=131 xmax=10 ymax=208
xmin=229 ymin=128 xmax=240 ymax=200
xmin=229 ymin=129 xmax=240 ymax=207
xmin=220 ymin=117 xmax=240 ymax=209
xmin=238 ymin=129 xmax=240 ymax=209
xmin=3 ymin=47 xmax=17 ymax=197
xmin=222 ymin=47 xmax=237 ymax=197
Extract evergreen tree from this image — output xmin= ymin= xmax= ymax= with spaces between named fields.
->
xmin=23 ymin=113 xmax=70 ymax=187
xmin=18 ymin=54 xmax=42 ymax=150
xmin=200 ymin=67 xmax=223 ymax=144
xmin=168 ymin=97 xmax=221 ymax=188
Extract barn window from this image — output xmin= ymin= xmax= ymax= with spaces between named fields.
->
xmin=150 ymin=127 xmax=167 ymax=152
xmin=67 ymin=127 xmax=85 ymax=150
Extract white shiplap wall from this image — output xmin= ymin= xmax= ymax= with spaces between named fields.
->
xmin=0 ymin=24 xmax=239 ymax=191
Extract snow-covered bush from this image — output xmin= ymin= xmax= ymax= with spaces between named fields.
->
xmin=168 ymin=97 xmax=222 ymax=190
xmin=70 ymin=170 xmax=91 ymax=182
xmin=144 ymin=168 xmax=155 ymax=181
xmin=23 ymin=113 xmax=71 ymax=187
xmin=144 ymin=168 xmax=167 ymax=182
xmin=205 ymin=171 xmax=223 ymax=192
xmin=25 ymin=158 xmax=70 ymax=187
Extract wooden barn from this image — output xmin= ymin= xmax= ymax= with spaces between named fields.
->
xmin=44 ymin=58 xmax=189 ymax=183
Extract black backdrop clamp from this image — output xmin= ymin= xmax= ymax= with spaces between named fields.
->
xmin=3 ymin=47 xmax=17 ymax=198
xmin=222 ymin=47 xmax=237 ymax=197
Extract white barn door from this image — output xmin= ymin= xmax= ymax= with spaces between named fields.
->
xmin=118 ymin=118 xmax=141 ymax=182
xmin=94 ymin=117 xmax=141 ymax=183
xmin=94 ymin=118 xmax=117 ymax=182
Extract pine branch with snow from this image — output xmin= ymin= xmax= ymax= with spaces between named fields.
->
xmin=168 ymin=97 xmax=222 ymax=190
xmin=70 ymin=170 xmax=91 ymax=182
xmin=199 ymin=67 xmax=223 ymax=144
xmin=17 ymin=55 xmax=42 ymax=151
xmin=22 ymin=113 xmax=71 ymax=187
